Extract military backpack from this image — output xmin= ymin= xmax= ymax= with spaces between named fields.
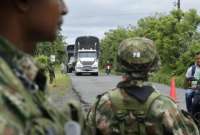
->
xmin=95 ymin=86 xmax=160 ymax=135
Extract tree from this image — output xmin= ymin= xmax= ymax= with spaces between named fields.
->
xmin=35 ymin=32 xmax=67 ymax=64
xmin=100 ymin=9 xmax=200 ymax=77
xmin=135 ymin=9 xmax=200 ymax=69
xmin=100 ymin=27 xmax=136 ymax=71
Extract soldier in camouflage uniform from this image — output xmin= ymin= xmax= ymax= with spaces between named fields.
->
xmin=87 ymin=37 xmax=199 ymax=135
xmin=48 ymin=62 xmax=56 ymax=84
xmin=0 ymin=0 xmax=89 ymax=135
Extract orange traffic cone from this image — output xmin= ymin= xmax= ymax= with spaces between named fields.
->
xmin=170 ymin=77 xmax=176 ymax=101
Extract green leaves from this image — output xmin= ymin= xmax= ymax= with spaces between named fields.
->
xmin=100 ymin=27 xmax=136 ymax=71
xmin=35 ymin=33 xmax=67 ymax=64
xmin=100 ymin=9 xmax=200 ymax=78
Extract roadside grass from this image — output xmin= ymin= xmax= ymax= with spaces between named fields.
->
xmin=149 ymin=68 xmax=185 ymax=88
xmin=48 ymin=68 xmax=71 ymax=96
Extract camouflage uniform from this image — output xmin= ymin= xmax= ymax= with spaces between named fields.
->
xmin=0 ymin=37 xmax=85 ymax=135
xmin=87 ymin=37 xmax=199 ymax=135
xmin=48 ymin=63 xmax=56 ymax=84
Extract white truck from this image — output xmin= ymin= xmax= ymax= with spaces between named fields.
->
xmin=74 ymin=36 xmax=99 ymax=76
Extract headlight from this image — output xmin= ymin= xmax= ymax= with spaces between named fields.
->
xmin=92 ymin=61 xmax=98 ymax=67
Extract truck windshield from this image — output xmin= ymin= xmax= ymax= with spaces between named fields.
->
xmin=78 ymin=52 xmax=96 ymax=58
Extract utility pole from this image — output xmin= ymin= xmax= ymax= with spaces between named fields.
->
xmin=174 ymin=0 xmax=181 ymax=22
xmin=177 ymin=0 xmax=180 ymax=10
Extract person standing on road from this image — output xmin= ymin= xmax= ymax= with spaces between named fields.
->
xmin=48 ymin=62 xmax=56 ymax=84
xmin=185 ymin=52 xmax=200 ymax=113
xmin=87 ymin=37 xmax=199 ymax=135
xmin=0 ymin=0 xmax=90 ymax=135
xmin=61 ymin=62 xmax=66 ymax=73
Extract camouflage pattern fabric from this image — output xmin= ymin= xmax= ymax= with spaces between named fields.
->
xmin=0 ymin=37 xmax=85 ymax=135
xmin=117 ymin=37 xmax=160 ymax=79
xmin=87 ymin=80 xmax=199 ymax=135
xmin=118 ymin=37 xmax=157 ymax=65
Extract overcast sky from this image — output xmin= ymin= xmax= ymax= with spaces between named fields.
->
xmin=62 ymin=0 xmax=200 ymax=44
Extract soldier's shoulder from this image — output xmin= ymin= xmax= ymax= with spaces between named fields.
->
xmin=97 ymin=88 xmax=119 ymax=101
xmin=92 ymin=88 xmax=120 ymax=112
xmin=149 ymin=95 xmax=199 ymax=134
xmin=148 ymin=95 xmax=178 ymax=116
xmin=155 ymin=95 xmax=176 ymax=106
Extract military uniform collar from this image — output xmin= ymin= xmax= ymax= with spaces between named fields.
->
xmin=117 ymin=79 xmax=155 ymax=102
xmin=117 ymin=79 xmax=145 ymax=88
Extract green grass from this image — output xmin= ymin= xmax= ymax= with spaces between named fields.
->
xmin=48 ymin=68 xmax=71 ymax=96
xmin=149 ymin=69 xmax=185 ymax=88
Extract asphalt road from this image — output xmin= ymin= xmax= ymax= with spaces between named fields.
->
xmin=69 ymin=73 xmax=186 ymax=110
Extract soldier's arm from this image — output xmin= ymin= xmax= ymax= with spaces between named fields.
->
xmin=87 ymin=94 xmax=113 ymax=135
xmin=149 ymin=96 xmax=199 ymax=135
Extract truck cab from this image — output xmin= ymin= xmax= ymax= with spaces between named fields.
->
xmin=75 ymin=49 xmax=98 ymax=75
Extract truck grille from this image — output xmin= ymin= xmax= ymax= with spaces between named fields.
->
xmin=81 ymin=61 xmax=94 ymax=65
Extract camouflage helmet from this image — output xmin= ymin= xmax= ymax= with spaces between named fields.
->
xmin=117 ymin=37 xmax=160 ymax=79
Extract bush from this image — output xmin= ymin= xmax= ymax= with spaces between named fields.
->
xmin=34 ymin=55 xmax=49 ymax=70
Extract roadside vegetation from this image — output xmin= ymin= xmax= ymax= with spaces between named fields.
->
xmin=34 ymin=9 xmax=200 ymax=88
xmin=99 ymin=9 xmax=200 ymax=87
xmin=34 ymin=32 xmax=71 ymax=93
xmin=48 ymin=67 xmax=70 ymax=95
xmin=35 ymin=32 xmax=67 ymax=65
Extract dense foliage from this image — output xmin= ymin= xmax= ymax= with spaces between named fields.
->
xmin=35 ymin=33 xmax=67 ymax=64
xmin=100 ymin=27 xmax=137 ymax=71
xmin=100 ymin=9 xmax=200 ymax=86
xmin=34 ymin=55 xmax=49 ymax=70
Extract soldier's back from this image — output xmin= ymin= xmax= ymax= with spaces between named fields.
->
xmin=88 ymin=86 xmax=199 ymax=135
